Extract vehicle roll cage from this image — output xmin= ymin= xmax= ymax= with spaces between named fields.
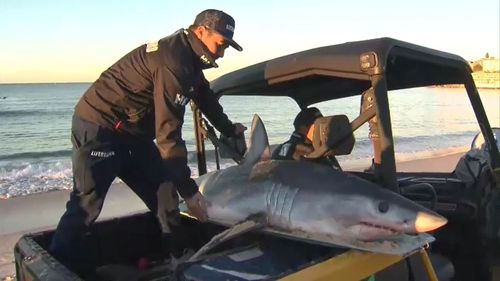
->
xmin=192 ymin=37 xmax=500 ymax=192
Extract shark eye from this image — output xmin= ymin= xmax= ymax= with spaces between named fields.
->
xmin=378 ymin=201 xmax=390 ymax=213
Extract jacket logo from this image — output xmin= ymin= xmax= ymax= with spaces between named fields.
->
xmin=200 ymin=55 xmax=211 ymax=65
xmin=146 ymin=41 xmax=159 ymax=53
xmin=279 ymin=143 xmax=292 ymax=157
xmin=90 ymin=150 xmax=115 ymax=158
xmin=175 ymin=93 xmax=190 ymax=106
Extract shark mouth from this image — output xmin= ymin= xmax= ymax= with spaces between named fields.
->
xmin=354 ymin=221 xmax=404 ymax=239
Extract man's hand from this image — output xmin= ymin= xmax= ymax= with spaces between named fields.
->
xmin=185 ymin=191 xmax=208 ymax=222
xmin=293 ymin=143 xmax=314 ymax=160
xmin=233 ymin=123 xmax=247 ymax=135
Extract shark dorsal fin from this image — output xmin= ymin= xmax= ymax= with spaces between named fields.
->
xmin=240 ymin=114 xmax=271 ymax=167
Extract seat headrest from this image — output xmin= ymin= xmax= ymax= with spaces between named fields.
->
xmin=306 ymin=115 xmax=355 ymax=159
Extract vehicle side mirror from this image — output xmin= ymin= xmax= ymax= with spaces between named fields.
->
xmin=472 ymin=127 xmax=500 ymax=151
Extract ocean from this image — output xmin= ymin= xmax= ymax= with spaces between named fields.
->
xmin=0 ymin=83 xmax=499 ymax=199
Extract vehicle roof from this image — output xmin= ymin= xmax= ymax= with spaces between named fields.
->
xmin=211 ymin=37 xmax=472 ymax=107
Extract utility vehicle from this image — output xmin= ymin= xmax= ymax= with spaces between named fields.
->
xmin=14 ymin=37 xmax=500 ymax=281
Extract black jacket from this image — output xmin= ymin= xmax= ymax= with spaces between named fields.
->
xmin=74 ymin=29 xmax=235 ymax=198
xmin=271 ymin=132 xmax=305 ymax=160
xmin=272 ymin=132 xmax=340 ymax=168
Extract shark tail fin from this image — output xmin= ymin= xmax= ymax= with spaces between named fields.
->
xmin=240 ymin=114 xmax=271 ymax=167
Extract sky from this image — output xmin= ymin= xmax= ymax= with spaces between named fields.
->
xmin=1 ymin=0 xmax=499 ymax=83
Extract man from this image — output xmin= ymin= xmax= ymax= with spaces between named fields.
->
xmin=272 ymin=107 xmax=341 ymax=169
xmin=50 ymin=9 xmax=246 ymax=276
xmin=272 ymin=107 xmax=322 ymax=161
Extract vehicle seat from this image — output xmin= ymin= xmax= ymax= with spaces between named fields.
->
xmin=307 ymin=114 xmax=355 ymax=159
xmin=399 ymin=182 xmax=437 ymax=210
xmin=397 ymin=175 xmax=489 ymax=220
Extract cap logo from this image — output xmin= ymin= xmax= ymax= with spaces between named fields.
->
xmin=225 ymin=24 xmax=234 ymax=32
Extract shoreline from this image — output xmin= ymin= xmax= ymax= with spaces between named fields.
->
xmin=343 ymin=146 xmax=467 ymax=172
xmin=1 ymin=146 xmax=470 ymax=200
xmin=0 ymin=150 xmax=467 ymax=279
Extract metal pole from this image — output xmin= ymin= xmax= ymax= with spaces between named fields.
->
xmin=464 ymin=72 xmax=500 ymax=185
xmin=192 ymin=104 xmax=207 ymax=175
xmin=418 ymin=249 xmax=439 ymax=281
xmin=371 ymin=74 xmax=398 ymax=192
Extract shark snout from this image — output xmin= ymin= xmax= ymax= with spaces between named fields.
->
xmin=413 ymin=211 xmax=448 ymax=233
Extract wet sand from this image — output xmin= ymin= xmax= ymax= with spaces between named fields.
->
xmin=0 ymin=151 xmax=465 ymax=280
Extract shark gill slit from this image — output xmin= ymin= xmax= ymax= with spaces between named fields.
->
xmin=276 ymin=183 xmax=286 ymax=221
xmin=278 ymin=184 xmax=289 ymax=223
xmin=266 ymin=183 xmax=280 ymax=223
xmin=266 ymin=182 xmax=298 ymax=227
xmin=265 ymin=182 xmax=274 ymax=218
xmin=282 ymin=186 xmax=299 ymax=228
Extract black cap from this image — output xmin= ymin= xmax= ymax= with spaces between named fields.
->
xmin=193 ymin=9 xmax=243 ymax=51
xmin=293 ymin=107 xmax=323 ymax=130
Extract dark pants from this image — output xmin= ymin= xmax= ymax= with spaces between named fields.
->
xmin=50 ymin=116 xmax=180 ymax=276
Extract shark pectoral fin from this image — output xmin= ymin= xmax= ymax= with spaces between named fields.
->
xmin=243 ymin=212 xmax=268 ymax=225
xmin=240 ymin=114 xmax=271 ymax=167
xmin=189 ymin=214 xmax=267 ymax=262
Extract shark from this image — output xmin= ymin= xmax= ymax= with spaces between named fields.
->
xmin=193 ymin=115 xmax=447 ymax=255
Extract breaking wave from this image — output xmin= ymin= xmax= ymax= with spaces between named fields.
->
xmin=0 ymin=150 xmax=71 ymax=161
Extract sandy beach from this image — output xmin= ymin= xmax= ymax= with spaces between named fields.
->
xmin=0 ymin=151 xmax=465 ymax=280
